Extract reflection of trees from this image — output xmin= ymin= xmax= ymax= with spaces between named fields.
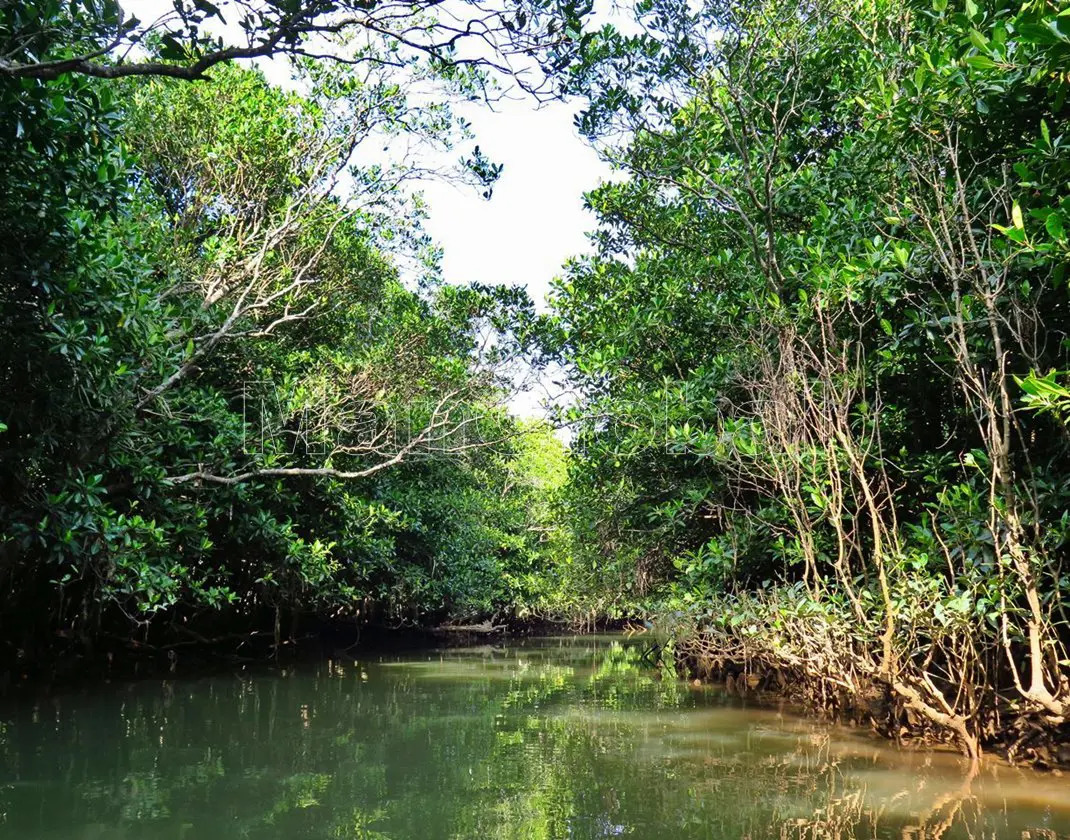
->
xmin=0 ymin=640 xmax=1065 ymax=839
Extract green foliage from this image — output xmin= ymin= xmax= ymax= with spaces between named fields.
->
xmin=0 ymin=0 xmax=593 ymax=97
xmin=0 ymin=31 xmax=565 ymax=653
xmin=553 ymin=0 xmax=1070 ymax=748
xmin=11 ymin=0 xmax=1070 ymax=760
xmin=1018 ymin=369 xmax=1070 ymax=422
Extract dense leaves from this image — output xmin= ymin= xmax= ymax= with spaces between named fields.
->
xmin=0 ymin=10 xmax=567 ymax=661
xmin=553 ymin=0 xmax=1070 ymax=756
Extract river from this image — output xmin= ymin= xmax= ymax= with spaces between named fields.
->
xmin=0 ymin=635 xmax=1067 ymax=839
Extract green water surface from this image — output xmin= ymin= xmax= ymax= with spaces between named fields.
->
xmin=1 ymin=636 xmax=1068 ymax=839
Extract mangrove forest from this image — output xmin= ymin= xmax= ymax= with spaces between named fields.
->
xmin=3 ymin=0 xmax=1070 ymax=806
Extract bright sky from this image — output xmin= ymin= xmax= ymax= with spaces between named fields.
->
xmin=420 ymin=99 xmax=608 ymax=315
xmin=420 ymin=99 xmax=610 ymax=418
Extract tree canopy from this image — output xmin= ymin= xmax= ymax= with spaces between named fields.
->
xmin=0 ymin=0 xmax=592 ymax=96
xmin=0 ymin=12 xmax=568 ymax=657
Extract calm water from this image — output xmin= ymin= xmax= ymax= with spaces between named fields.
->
xmin=1 ymin=636 xmax=1068 ymax=839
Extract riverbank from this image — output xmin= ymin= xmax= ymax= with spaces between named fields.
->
xmin=0 ymin=614 xmax=632 ymax=696
xmin=667 ymin=619 xmax=1070 ymax=772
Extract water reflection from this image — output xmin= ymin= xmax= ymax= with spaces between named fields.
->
xmin=0 ymin=636 xmax=1067 ymax=839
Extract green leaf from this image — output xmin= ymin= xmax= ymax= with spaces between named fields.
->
xmin=1046 ymin=213 xmax=1065 ymax=241
xmin=1012 ymin=202 xmax=1024 ymax=230
xmin=1016 ymin=22 xmax=1063 ymax=45
xmin=967 ymin=28 xmax=988 ymax=50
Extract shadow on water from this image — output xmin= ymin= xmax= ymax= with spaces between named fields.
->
xmin=0 ymin=635 xmax=1067 ymax=839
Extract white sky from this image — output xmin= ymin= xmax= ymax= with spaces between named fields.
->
xmin=420 ymin=98 xmax=608 ymax=315
xmin=419 ymin=99 xmax=610 ymax=418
